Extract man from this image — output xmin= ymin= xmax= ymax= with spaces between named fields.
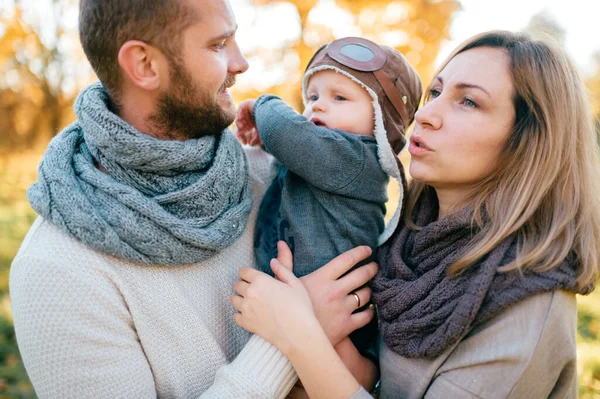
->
xmin=9 ymin=0 xmax=299 ymax=396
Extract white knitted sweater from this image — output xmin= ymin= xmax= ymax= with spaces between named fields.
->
xmin=10 ymin=148 xmax=297 ymax=398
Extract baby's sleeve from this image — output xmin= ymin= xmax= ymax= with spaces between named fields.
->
xmin=253 ymin=95 xmax=367 ymax=193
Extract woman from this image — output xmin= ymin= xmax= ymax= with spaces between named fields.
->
xmin=231 ymin=30 xmax=600 ymax=398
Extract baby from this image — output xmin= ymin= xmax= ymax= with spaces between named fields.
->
xmin=236 ymin=37 xmax=422 ymax=280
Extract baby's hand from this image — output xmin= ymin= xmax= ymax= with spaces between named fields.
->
xmin=235 ymin=99 xmax=263 ymax=146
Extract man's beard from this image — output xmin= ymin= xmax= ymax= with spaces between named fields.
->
xmin=149 ymin=58 xmax=236 ymax=140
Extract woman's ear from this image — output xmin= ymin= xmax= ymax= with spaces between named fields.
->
xmin=117 ymin=40 xmax=163 ymax=91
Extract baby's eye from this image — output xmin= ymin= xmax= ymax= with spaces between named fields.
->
xmin=308 ymin=94 xmax=319 ymax=101
xmin=335 ymin=95 xmax=347 ymax=101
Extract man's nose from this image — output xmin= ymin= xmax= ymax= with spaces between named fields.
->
xmin=229 ymin=40 xmax=249 ymax=75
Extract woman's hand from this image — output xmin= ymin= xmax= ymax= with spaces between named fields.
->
xmin=231 ymin=243 xmax=373 ymax=399
xmin=276 ymin=241 xmax=378 ymax=346
xmin=231 ymin=259 xmax=322 ymax=356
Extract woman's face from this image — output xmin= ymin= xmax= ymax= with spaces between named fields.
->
xmin=408 ymin=46 xmax=516 ymax=193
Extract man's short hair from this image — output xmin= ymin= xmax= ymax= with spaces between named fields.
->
xmin=79 ymin=0 xmax=197 ymax=103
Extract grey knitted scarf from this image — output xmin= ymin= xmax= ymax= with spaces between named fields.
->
xmin=372 ymin=189 xmax=591 ymax=358
xmin=28 ymin=82 xmax=253 ymax=266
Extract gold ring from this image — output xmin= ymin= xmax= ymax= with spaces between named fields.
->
xmin=352 ymin=292 xmax=361 ymax=309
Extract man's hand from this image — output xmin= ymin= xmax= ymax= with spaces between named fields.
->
xmin=235 ymin=99 xmax=263 ymax=146
xmin=275 ymin=241 xmax=377 ymax=347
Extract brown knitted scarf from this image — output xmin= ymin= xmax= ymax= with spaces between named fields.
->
xmin=372 ymin=190 xmax=591 ymax=358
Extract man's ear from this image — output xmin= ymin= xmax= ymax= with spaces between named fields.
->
xmin=117 ymin=40 xmax=165 ymax=91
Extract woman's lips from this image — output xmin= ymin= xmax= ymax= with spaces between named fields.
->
xmin=408 ymin=136 xmax=432 ymax=156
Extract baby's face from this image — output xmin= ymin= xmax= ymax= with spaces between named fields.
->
xmin=303 ymin=70 xmax=374 ymax=136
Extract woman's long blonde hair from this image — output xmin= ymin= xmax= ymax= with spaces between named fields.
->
xmin=405 ymin=30 xmax=600 ymax=289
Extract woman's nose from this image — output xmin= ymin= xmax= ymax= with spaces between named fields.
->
xmin=414 ymin=98 xmax=442 ymax=130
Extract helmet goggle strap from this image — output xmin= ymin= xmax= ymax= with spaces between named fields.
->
xmin=318 ymin=37 xmax=410 ymax=128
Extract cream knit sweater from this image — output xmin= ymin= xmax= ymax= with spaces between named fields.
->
xmin=10 ymin=148 xmax=298 ymax=398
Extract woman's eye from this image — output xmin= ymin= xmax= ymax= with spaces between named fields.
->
xmin=462 ymin=97 xmax=478 ymax=108
xmin=428 ymin=88 xmax=441 ymax=99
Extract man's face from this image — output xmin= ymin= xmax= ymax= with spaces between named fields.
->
xmin=150 ymin=0 xmax=249 ymax=140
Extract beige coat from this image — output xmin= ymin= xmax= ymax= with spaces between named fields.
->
xmin=352 ymin=290 xmax=577 ymax=398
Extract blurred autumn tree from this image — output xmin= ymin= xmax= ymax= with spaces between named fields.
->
xmin=233 ymin=0 xmax=460 ymax=110
xmin=1 ymin=0 xmax=460 ymax=153
xmin=525 ymin=11 xmax=600 ymax=133
xmin=525 ymin=10 xmax=565 ymax=46
xmin=0 ymin=1 xmax=88 ymax=395
xmin=0 ymin=0 xmax=88 ymax=155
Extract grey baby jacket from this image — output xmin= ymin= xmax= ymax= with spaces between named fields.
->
xmin=253 ymin=95 xmax=389 ymax=276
